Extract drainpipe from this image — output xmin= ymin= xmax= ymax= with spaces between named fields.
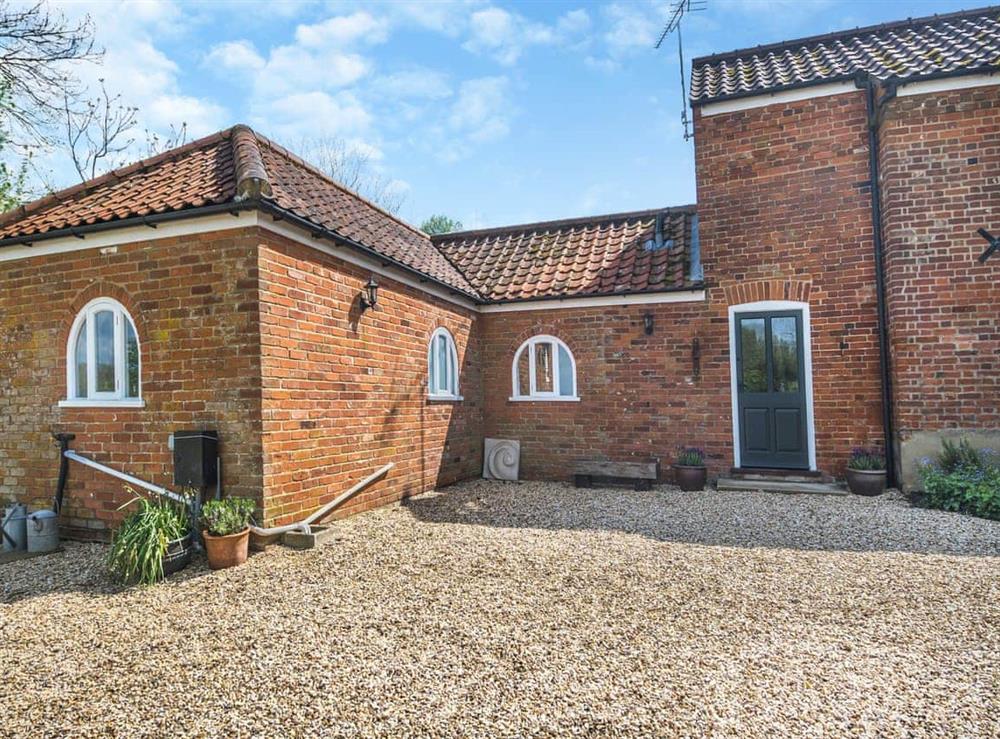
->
xmin=855 ymin=71 xmax=898 ymax=487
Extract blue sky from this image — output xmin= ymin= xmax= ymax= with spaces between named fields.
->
xmin=52 ymin=0 xmax=977 ymax=229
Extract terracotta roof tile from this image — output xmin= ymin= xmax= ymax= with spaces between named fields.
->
xmin=0 ymin=126 xmax=698 ymax=303
xmin=691 ymin=6 xmax=1000 ymax=103
xmin=433 ymin=207 xmax=699 ymax=303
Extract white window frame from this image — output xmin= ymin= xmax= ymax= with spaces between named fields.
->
xmin=427 ymin=327 xmax=462 ymax=401
xmin=60 ymin=297 xmax=144 ymax=408
xmin=510 ymin=334 xmax=579 ymax=402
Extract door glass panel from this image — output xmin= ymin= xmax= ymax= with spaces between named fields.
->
xmin=739 ymin=318 xmax=767 ymax=392
xmin=557 ymin=344 xmax=573 ymax=396
xmin=75 ymin=324 xmax=88 ymax=397
xmin=125 ymin=321 xmax=139 ymax=398
xmin=534 ymin=342 xmax=553 ymax=393
xmin=94 ymin=310 xmax=115 ymax=393
xmin=771 ymin=316 xmax=799 ymax=392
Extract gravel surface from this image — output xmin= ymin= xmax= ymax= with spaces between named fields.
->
xmin=2 ymin=481 xmax=999 ymax=738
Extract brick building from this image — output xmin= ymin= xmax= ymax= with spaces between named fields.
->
xmin=0 ymin=7 xmax=997 ymax=535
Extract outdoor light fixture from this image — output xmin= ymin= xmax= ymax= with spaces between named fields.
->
xmin=360 ymin=276 xmax=379 ymax=311
xmin=643 ymin=313 xmax=654 ymax=335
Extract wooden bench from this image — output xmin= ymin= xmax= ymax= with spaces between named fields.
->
xmin=573 ymin=460 xmax=659 ymax=491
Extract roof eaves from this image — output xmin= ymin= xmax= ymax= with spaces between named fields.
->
xmin=0 ymin=127 xmax=238 ymax=232
xmin=432 ymin=205 xmax=698 ymax=243
xmin=255 ymin=200 xmax=483 ymax=303
xmin=691 ymin=61 xmax=1000 ymax=106
xmin=478 ymin=283 xmax=706 ymax=307
xmin=690 ymin=5 xmax=1000 ymax=67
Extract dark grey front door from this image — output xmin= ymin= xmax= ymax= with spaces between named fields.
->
xmin=735 ymin=311 xmax=809 ymax=469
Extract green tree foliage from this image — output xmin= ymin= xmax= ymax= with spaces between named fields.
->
xmin=0 ymin=85 xmax=28 ymax=212
xmin=421 ymin=214 xmax=463 ymax=235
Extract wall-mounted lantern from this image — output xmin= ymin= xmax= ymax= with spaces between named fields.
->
xmin=360 ymin=276 xmax=379 ymax=311
xmin=643 ymin=313 xmax=654 ymax=335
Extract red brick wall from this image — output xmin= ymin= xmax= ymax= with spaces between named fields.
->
xmin=879 ymin=85 xmax=1000 ymax=485
xmin=693 ymin=92 xmax=886 ymax=475
xmin=257 ymin=232 xmax=482 ymax=525
xmin=480 ymin=301 xmax=723 ymax=480
xmin=0 ymin=228 xmax=263 ymax=537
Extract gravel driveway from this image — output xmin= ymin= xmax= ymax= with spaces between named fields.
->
xmin=2 ymin=481 xmax=999 ymax=737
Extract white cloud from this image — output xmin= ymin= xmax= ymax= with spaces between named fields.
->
xmin=205 ymin=40 xmax=266 ymax=72
xmin=463 ymin=6 xmax=591 ymax=65
xmin=579 ymin=2 xmax=680 ymax=71
xmin=372 ymin=68 xmax=453 ymax=100
xmin=254 ymin=45 xmax=370 ymax=97
xmin=294 ymin=11 xmax=390 ymax=47
xmin=255 ymin=91 xmax=372 ymax=141
xmin=449 ymin=76 xmax=511 ymax=142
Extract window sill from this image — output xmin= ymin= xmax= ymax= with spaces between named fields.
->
xmin=508 ymin=396 xmax=581 ymax=402
xmin=428 ymin=394 xmax=463 ymax=402
xmin=58 ymin=399 xmax=146 ymax=409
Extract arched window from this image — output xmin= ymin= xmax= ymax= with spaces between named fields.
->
xmin=511 ymin=335 xmax=578 ymax=401
xmin=62 ymin=298 xmax=142 ymax=407
xmin=427 ymin=327 xmax=461 ymax=400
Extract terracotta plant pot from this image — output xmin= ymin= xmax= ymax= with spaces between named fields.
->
xmin=673 ymin=464 xmax=707 ymax=492
xmin=202 ymin=528 xmax=250 ymax=570
xmin=846 ymin=468 xmax=886 ymax=496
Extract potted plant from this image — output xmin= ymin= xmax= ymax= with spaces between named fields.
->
xmin=846 ymin=447 xmax=887 ymax=496
xmin=201 ymin=497 xmax=255 ymax=570
xmin=673 ymin=447 xmax=707 ymax=491
xmin=109 ymin=489 xmax=191 ymax=585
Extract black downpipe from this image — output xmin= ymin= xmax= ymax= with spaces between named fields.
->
xmin=52 ymin=432 xmax=76 ymax=514
xmin=857 ymin=73 xmax=897 ymax=487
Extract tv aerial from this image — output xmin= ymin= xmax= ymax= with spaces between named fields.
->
xmin=655 ymin=0 xmax=707 ymax=141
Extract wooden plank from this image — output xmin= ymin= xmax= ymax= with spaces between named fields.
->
xmin=573 ymin=460 xmax=658 ymax=479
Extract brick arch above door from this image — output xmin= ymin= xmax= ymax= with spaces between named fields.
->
xmin=723 ymin=279 xmax=811 ymax=307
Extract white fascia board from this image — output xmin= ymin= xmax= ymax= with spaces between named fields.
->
xmin=699 ymin=81 xmax=857 ymax=117
xmin=0 ymin=210 xmax=259 ymax=263
xmin=479 ymin=289 xmax=706 ymax=313
xmin=897 ymin=72 xmax=1000 ymax=97
xmin=0 ymin=210 xmax=707 ymax=314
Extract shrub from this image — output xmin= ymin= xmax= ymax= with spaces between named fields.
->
xmin=109 ymin=489 xmax=189 ymax=585
xmin=201 ymin=497 xmax=255 ymax=537
xmin=918 ymin=441 xmax=1000 ymax=521
xmin=937 ymin=438 xmax=984 ymax=473
xmin=848 ymin=447 xmax=885 ymax=471
xmin=676 ymin=447 xmax=706 ymax=466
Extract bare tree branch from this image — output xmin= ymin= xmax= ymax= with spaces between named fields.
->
xmin=299 ymin=136 xmax=406 ymax=216
xmin=144 ymin=122 xmax=188 ymax=157
xmin=0 ymin=1 xmax=99 ymax=146
xmin=63 ymin=79 xmax=137 ymax=181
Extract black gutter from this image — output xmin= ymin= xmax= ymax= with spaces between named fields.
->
xmin=255 ymin=200 xmax=482 ymax=303
xmin=0 ymin=201 xmax=256 ymax=249
xmin=0 ymin=198 xmax=483 ymax=304
xmin=691 ymin=65 xmax=999 ymax=108
xmin=856 ymin=71 xmax=897 ymax=487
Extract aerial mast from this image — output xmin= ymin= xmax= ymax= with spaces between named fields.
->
xmin=655 ymin=0 xmax=706 ymax=141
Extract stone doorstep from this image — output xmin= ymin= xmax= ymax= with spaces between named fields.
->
xmin=716 ymin=477 xmax=849 ymax=496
